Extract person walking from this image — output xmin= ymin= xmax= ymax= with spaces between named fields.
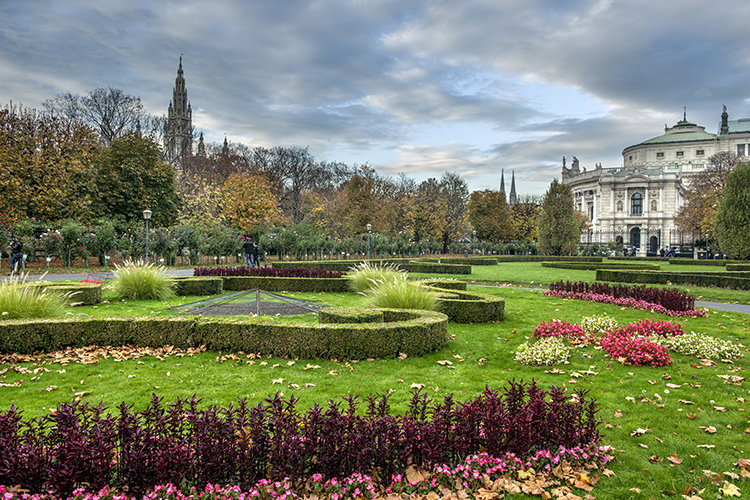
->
xmin=251 ymin=241 xmax=260 ymax=267
xmin=242 ymin=237 xmax=253 ymax=268
xmin=9 ymin=237 xmax=23 ymax=274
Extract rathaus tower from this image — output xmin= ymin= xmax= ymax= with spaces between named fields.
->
xmin=164 ymin=56 xmax=193 ymax=167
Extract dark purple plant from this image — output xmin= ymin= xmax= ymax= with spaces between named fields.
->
xmin=548 ymin=280 xmax=696 ymax=312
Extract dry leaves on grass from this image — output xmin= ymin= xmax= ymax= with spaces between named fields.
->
xmin=0 ymin=345 xmax=206 ymax=366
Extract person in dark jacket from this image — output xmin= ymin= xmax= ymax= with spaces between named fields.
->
xmin=251 ymin=241 xmax=260 ymax=267
xmin=10 ymin=237 xmax=23 ymax=274
xmin=242 ymin=238 xmax=253 ymax=267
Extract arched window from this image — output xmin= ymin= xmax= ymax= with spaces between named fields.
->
xmin=631 ymin=193 xmax=642 ymax=215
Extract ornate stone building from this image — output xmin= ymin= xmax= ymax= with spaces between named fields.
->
xmin=562 ymin=107 xmax=750 ymax=255
xmin=164 ymin=56 xmax=193 ymax=167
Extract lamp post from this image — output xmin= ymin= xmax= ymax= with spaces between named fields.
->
xmin=143 ymin=208 xmax=152 ymax=262
xmin=472 ymin=229 xmax=477 ymax=256
xmin=366 ymin=223 xmax=372 ymax=260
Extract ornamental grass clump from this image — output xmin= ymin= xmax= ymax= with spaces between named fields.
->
xmin=655 ymin=332 xmax=743 ymax=359
xmin=111 ymin=259 xmax=175 ymax=300
xmin=515 ymin=337 xmax=571 ymax=365
xmin=365 ymin=278 xmax=439 ymax=310
xmin=346 ymin=261 xmax=407 ymax=292
xmin=0 ymin=273 xmax=69 ymax=319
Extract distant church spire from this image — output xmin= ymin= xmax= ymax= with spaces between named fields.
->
xmin=197 ymin=131 xmax=206 ymax=157
xmin=509 ymin=170 xmax=517 ymax=205
xmin=222 ymin=135 xmax=230 ymax=155
xmin=499 ymin=169 xmax=506 ymax=198
xmin=164 ymin=56 xmax=193 ymax=168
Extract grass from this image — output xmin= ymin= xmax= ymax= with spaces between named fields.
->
xmin=111 ymin=260 xmax=175 ymax=301
xmin=345 ymin=261 xmax=407 ymax=292
xmin=0 ymin=273 xmax=70 ymax=319
xmin=365 ymin=278 xmax=440 ymax=310
xmin=1 ymin=281 xmax=748 ymax=497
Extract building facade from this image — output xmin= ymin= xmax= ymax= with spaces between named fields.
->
xmin=164 ymin=56 xmax=193 ymax=168
xmin=562 ymin=107 xmax=750 ymax=255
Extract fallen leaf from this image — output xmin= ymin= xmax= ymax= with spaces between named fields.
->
xmin=666 ymin=383 xmax=682 ymax=389
xmin=667 ymin=454 xmax=683 ymax=465
xmin=720 ymin=481 xmax=741 ymax=497
xmin=630 ymin=427 xmax=649 ymax=436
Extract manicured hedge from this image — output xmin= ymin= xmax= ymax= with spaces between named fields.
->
xmin=421 ymin=282 xmax=504 ymax=323
xmin=541 ymin=261 xmax=660 ymax=271
xmin=318 ymin=307 xmax=384 ymax=324
xmin=0 ymin=308 xmax=449 ymax=358
xmin=496 ymin=255 xmax=603 ymax=262
xmin=421 ymin=257 xmax=498 ymax=265
xmin=666 ymin=258 xmax=746 ymax=266
xmin=596 ymin=269 xmax=750 ymax=290
xmin=221 ymin=276 xmax=350 ymax=292
xmin=29 ymin=282 xmax=102 ymax=306
xmin=419 ymin=279 xmax=467 ymax=290
xmin=402 ymin=261 xmax=471 ymax=275
xmin=726 ymin=264 xmax=750 ymax=271
xmin=172 ymin=277 xmax=224 ymax=296
xmin=272 ymin=258 xmax=471 ymax=275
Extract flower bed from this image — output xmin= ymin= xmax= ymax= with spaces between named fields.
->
xmin=532 ymin=319 xmax=584 ymax=338
xmin=194 ymin=266 xmax=345 ymax=278
xmin=515 ymin=337 xmax=571 ymax=365
xmin=601 ymin=333 xmax=671 ymax=366
xmin=0 ymin=382 xmax=602 ymax=497
xmin=654 ymin=332 xmax=743 ymax=359
xmin=545 ymin=281 xmax=706 ymax=317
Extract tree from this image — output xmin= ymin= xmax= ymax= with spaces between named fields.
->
xmin=468 ymin=190 xmax=515 ymax=241
xmin=439 ymin=172 xmax=470 ymax=252
xmin=44 ymin=87 xmax=150 ymax=145
xmin=220 ymin=172 xmax=280 ymax=232
xmin=536 ymin=179 xmax=580 ymax=256
xmin=714 ymin=161 xmax=750 ymax=259
xmin=510 ymin=196 xmax=541 ymax=242
xmin=408 ymin=178 xmax=449 ymax=243
xmin=0 ymin=104 xmax=99 ymax=224
xmin=675 ymin=152 xmax=739 ymax=241
xmin=90 ymin=133 xmax=180 ymax=226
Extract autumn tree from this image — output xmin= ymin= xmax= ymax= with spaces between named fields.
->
xmin=0 ymin=104 xmax=99 ymax=223
xmin=714 ymin=161 xmax=750 ymax=259
xmin=220 ymin=172 xmax=280 ymax=232
xmin=675 ymin=151 xmax=739 ymax=240
xmin=439 ymin=172 xmax=470 ymax=252
xmin=468 ymin=190 xmax=515 ymax=241
xmin=536 ymin=179 xmax=580 ymax=256
xmin=90 ymin=133 xmax=180 ymax=226
xmin=44 ymin=87 xmax=151 ymax=145
xmin=408 ymin=178 xmax=449 ymax=243
xmin=510 ymin=196 xmax=541 ymax=241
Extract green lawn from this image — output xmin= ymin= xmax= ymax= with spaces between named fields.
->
xmin=1 ymin=281 xmax=748 ymax=498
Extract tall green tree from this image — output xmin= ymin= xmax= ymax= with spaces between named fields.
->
xmin=714 ymin=161 xmax=750 ymax=259
xmin=90 ymin=133 xmax=180 ymax=226
xmin=536 ymin=179 xmax=579 ymax=256
xmin=468 ymin=190 xmax=515 ymax=241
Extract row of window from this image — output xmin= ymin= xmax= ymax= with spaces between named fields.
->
xmin=737 ymin=144 xmax=750 ymax=156
xmin=654 ymin=149 xmax=704 ymax=159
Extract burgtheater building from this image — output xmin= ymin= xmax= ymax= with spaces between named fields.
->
xmin=562 ymin=107 xmax=750 ymax=255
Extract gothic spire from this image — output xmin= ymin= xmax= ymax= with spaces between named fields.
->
xmin=499 ymin=169 xmax=506 ymax=198
xmin=222 ymin=135 xmax=230 ymax=155
xmin=509 ymin=170 xmax=517 ymax=205
xmin=197 ymin=132 xmax=206 ymax=157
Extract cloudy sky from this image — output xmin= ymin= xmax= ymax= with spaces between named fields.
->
xmin=3 ymin=0 xmax=750 ymax=194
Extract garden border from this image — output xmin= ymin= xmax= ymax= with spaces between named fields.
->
xmin=596 ymin=269 xmax=750 ymax=289
xmin=541 ymin=261 xmax=660 ymax=271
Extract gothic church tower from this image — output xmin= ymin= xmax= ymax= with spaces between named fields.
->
xmin=164 ymin=56 xmax=193 ymax=167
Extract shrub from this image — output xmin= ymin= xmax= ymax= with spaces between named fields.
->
xmin=365 ymin=279 xmax=440 ymax=311
xmin=29 ymin=282 xmax=102 ymax=306
xmin=655 ymin=332 xmax=743 ymax=359
xmin=430 ymin=288 xmax=505 ymax=323
xmin=346 ymin=261 xmax=406 ymax=292
xmin=172 ymin=277 xmax=224 ymax=296
xmin=0 ymin=382 xmax=601 ymax=496
xmin=0 ymin=273 xmax=69 ymax=319
xmin=220 ymin=276 xmax=350 ymax=293
xmin=111 ymin=260 xmax=175 ymax=301
xmin=610 ymin=318 xmax=684 ymax=338
xmin=194 ymin=265 xmax=345 ymax=278
xmin=515 ymin=337 xmax=571 ymax=365
xmin=532 ymin=319 xmax=584 ymax=338
xmin=601 ymin=333 xmax=671 ymax=366
xmin=580 ymin=314 xmax=618 ymax=337
xmin=596 ymin=269 xmax=750 ymax=290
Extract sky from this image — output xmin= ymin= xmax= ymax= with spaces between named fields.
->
xmin=2 ymin=0 xmax=750 ymax=195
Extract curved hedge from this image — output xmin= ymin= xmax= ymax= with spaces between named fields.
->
xmin=596 ymin=269 xmax=750 ymax=290
xmin=173 ymin=277 xmax=224 ymax=296
xmin=318 ymin=307 xmax=384 ymax=324
xmin=541 ymin=261 xmax=660 ymax=271
xmin=0 ymin=308 xmax=449 ymax=359
xmin=29 ymin=282 xmax=102 ymax=306
xmin=496 ymin=255 xmax=603 ymax=262
xmin=419 ymin=279 xmax=467 ymax=290
xmin=421 ymin=281 xmax=504 ymax=323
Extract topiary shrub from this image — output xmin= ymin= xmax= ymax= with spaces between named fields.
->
xmin=172 ymin=277 xmax=224 ymax=296
xmin=111 ymin=260 xmax=175 ymax=301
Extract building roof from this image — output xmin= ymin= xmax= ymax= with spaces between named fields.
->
xmin=726 ymin=118 xmax=750 ymax=134
xmin=639 ymin=119 xmax=717 ymax=145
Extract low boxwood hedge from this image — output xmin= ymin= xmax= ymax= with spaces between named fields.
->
xmin=421 ymin=257 xmax=498 ymax=265
xmin=0 ymin=307 xmax=449 ymax=358
xmin=272 ymin=258 xmax=471 ymax=274
xmin=221 ymin=276 xmax=350 ymax=292
xmin=173 ymin=277 xmax=224 ymax=296
xmin=725 ymin=264 xmax=750 ymax=271
xmin=29 ymin=282 xmax=102 ymax=306
xmin=318 ymin=307 xmax=384 ymax=324
xmin=541 ymin=261 xmax=660 ymax=271
xmin=402 ymin=261 xmax=471 ymax=275
xmin=496 ymin=255 xmax=603 ymax=262
xmin=667 ymin=258 xmax=745 ymax=266
xmin=596 ymin=269 xmax=750 ymax=289
xmin=421 ymin=282 xmax=504 ymax=323
xmin=419 ymin=279 xmax=467 ymax=290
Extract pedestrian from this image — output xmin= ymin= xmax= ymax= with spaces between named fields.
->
xmin=9 ymin=237 xmax=23 ymax=274
xmin=242 ymin=237 xmax=253 ymax=268
xmin=251 ymin=241 xmax=260 ymax=267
